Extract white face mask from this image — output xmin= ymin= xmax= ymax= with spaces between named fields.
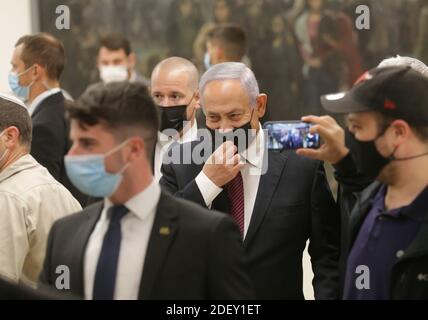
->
xmin=99 ymin=65 xmax=129 ymax=83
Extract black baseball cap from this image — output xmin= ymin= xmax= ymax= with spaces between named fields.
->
xmin=321 ymin=66 xmax=428 ymax=126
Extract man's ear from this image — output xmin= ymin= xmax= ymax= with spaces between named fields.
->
xmin=194 ymin=90 xmax=201 ymax=110
xmin=255 ymin=94 xmax=267 ymax=118
xmin=216 ymin=47 xmax=225 ymax=64
xmin=391 ymin=119 xmax=411 ymax=145
xmin=127 ymin=137 xmax=145 ymax=162
xmin=128 ymin=53 xmax=137 ymax=69
xmin=3 ymin=126 xmax=20 ymax=148
xmin=32 ymin=64 xmax=45 ymax=82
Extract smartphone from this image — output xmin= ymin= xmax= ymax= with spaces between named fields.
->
xmin=263 ymin=121 xmax=321 ymax=151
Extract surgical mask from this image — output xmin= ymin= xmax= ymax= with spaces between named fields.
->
xmin=64 ymin=141 xmax=130 ymax=198
xmin=8 ymin=66 xmax=35 ymax=101
xmin=207 ymin=111 xmax=257 ymax=154
xmin=99 ymin=65 xmax=129 ymax=83
xmin=204 ymin=52 xmax=212 ymax=70
xmin=158 ymin=94 xmax=196 ymax=133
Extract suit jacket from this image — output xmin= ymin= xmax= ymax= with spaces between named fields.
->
xmin=0 ymin=276 xmax=77 ymax=300
xmin=30 ymin=92 xmax=87 ymax=206
xmin=39 ymin=191 xmax=254 ymax=300
xmin=160 ymin=142 xmax=341 ymax=299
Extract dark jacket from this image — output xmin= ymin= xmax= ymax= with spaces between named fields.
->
xmin=30 ymin=92 xmax=87 ymax=206
xmin=160 ymin=142 xmax=341 ymax=300
xmin=0 ymin=276 xmax=76 ymax=300
xmin=335 ymin=154 xmax=428 ymax=299
xmin=39 ymin=191 xmax=255 ymax=300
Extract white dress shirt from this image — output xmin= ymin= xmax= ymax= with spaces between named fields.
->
xmin=84 ymin=180 xmax=161 ymax=300
xmin=195 ymin=126 xmax=266 ymax=239
xmin=154 ymin=120 xmax=198 ymax=181
xmin=27 ymin=88 xmax=62 ymax=116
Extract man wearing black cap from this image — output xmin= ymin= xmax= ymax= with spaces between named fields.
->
xmin=298 ymin=66 xmax=428 ymax=299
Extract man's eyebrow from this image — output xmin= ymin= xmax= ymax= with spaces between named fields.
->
xmin=170 ymin=91 xmax=185 ymax=96
xmin=78 ymin=137 xmax=98 ymax=144
xmin=206 ymin=111 xmax=220 ymax=116
xmin=226 ymin=109 xmax=243 ymax=115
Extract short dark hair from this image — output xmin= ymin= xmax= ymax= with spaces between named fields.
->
xmin=0 ymin=97 xmax=32 ymax=146
xmin=16 ymin=33 xmax=65 ymax=80
xmin=207 ymin=24 xmax=247 ymax=62
xmin=99 ymin=33 xmax=132 ymax=56
xmin=67 ymin=82 xmax=159 ymax=160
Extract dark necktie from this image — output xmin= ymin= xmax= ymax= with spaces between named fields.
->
xmin=226 ymin=172 xmax=245 ymax=238
xmin=92 ymin=205 xmax=128 ymax=300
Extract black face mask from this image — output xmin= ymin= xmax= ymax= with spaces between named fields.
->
xmin=157 ymin=94 xmax=196 ymax=133
xmin=158 ymin=105 xmax=188 ymax=133
xmin=346 ymin=128 xmax=428 ymax=180
xmin=345 ymin=129 xmax=393 ymax=180
xmin=207 ymin=113 xmax=257 ymax=153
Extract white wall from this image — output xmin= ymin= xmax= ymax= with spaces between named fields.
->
xmin=0 ymin=0 xmax=33 ymax=94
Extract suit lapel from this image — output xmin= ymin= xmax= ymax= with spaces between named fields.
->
xmin=31 ymin=92 xmax=64 ymax=119
xmin=213 ymin=189 xmax=230 ymax=213
xmin=69 ymin=202 xmax=103 ymax=296
xmin=244 ymin=151 xmax=287 ymax=247
xmin=139 ymin=192 xmax=178 ymax=299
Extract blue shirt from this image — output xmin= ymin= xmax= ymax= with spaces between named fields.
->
xmin=343 ymin=185 xmax=428 ymax=300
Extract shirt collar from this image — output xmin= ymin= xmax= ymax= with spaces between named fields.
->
xmin=0 ymin=154 xmax=37 ymax=184
xmin=239 ymin=123 xmax=265 ymax=169
xmin=373 ymin=184 xmax=428 ymax=222
xmin=158 ymin=120 xmax=198 ymax=147
xmin=28 ymin=88 xmax=62 ymax=116
xmin=129 ymin=70 xmax=137 ymax=82
xmin=182 ymin=120 xmax=198 ymax=143
xmin=400 ymin=185 xmax=428 ymax=222
xmin=104 ymin=180 xmax=161 ymax=221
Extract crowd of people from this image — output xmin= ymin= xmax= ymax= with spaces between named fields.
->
xmin=42 ymin=0 xmax=428 ymax=123
xmin=1 ymin=1 xmax=428 ymax=301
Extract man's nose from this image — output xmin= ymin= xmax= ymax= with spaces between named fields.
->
xmin=218 ymin=121 xmax=234 ymax=133
xmin=67 ymin=143 xmax=79 ymax=156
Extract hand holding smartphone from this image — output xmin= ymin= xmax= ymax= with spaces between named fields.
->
xmin=264 ymin=121 xmax=321 ymax=151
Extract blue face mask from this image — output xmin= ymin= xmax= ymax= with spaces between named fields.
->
xmin=8 ymin=66 xmax=35 ymax=101
xmin=204 ymin=52 xmax=212 ymax=70
xmin=64 ymin=141 xmax=130 ymax=198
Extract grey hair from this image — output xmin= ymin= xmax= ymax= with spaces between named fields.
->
xmin=378 ymin=55 xmax=428 ymax=77
xmin=199 ymin=62 xmax=260 ymax=107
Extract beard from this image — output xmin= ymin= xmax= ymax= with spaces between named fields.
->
xmin=377 ymin=162 xmax=399 ymax=185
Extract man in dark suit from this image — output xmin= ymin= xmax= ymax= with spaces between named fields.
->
xmin=10 ymin=33 xmax=85 ymax=205
xmin=39 ymin=82 xmax=254 ymax=300
xmin=160 ymin=62 xmax=341 ymax=300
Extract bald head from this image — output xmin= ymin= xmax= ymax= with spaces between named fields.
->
xmin=151 ymin=57 xmax=199 ymax=91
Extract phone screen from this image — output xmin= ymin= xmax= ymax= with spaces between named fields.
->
xmin=264 ymin=121 xmax=320 ymax=151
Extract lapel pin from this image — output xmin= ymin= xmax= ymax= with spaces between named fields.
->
xmin=159 ymin=227 xmax=170 ymax=236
